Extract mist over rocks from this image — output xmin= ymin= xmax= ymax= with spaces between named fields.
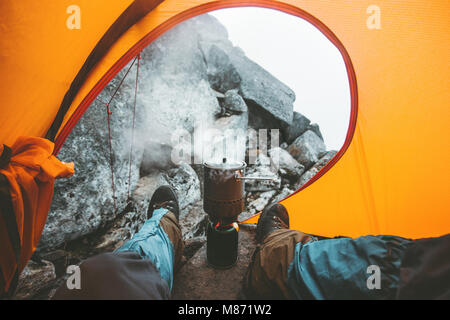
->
xmin=25 ymin=13 xmax=338 ymax=300
xmin=40 ymin=72 xmax=145 ymax=250
xmin=41 ymin=13 xmax=332 ymax=250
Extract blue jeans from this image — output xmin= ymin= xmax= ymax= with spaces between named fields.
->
xmin=115 ymin=208 xmax=176 ymax=291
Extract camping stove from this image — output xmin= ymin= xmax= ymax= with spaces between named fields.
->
xmin=203 ymin=158 xmax=273 ymax=268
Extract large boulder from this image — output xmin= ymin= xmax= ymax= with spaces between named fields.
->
xmin=228 ymin=50 xmax=295 ymax=128
xmin=203 ymin=44 xmax=241 ymax=93
xmin=40 ymin=71 xmax=144 ymax=250
xmin=140 ymin=141 xmax=176 ymax=176
xmin=39 ymin=15 xmax=228 ymax=250
xmin=197 ymin=15 xmax=295 ymax=129
xmin=132 ymin=14 xmax=223 ymax=167
xmin=287 ymin=130 xmax=326 ymax=170
xmin=134 ymin=163 xmax=202 ymax=217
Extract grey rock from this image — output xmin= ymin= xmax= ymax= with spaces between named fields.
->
xmin=268 ymin=147 xmax=305 ymax=181
xmin=198 ymin=16 xmax=295 ymax=128
xmin=182 ymin=237 xmax=206 ymax=262
xmin=192 ymin=14 xmax=232 ymax=46
xmin=246 ymin=99 xmax=287 ymax=131
xmin=180 ymin=201 xmax=207 ymax=240
xmin=273 ymin=186 xmax=295 ymax=203
xmin=229 ymin=52 xmax=295 ymax=127
xmin=140 ymin=142 xmax=176 ymax=176
xmin=296 ymin=150 xmax=338 ymax=188
xmin=40 ymin=69 xmax=145 ymax=250
xmin=244 ymin=153 xmax=281 ymax=192
xmin=283 ymin=112 xmax=311 ymax=144
xmin=133 ymin=14 xmax=222 ymax=152
xmin=203 ymin=44 xmax=241 ymax=93
xmin=222 ymin=89 xmax=247 ymax=114
xmin=248 ymin=151 xmax=271 ymax=167
xmin=246 ymin=190 xmax=277 ymax=215
xmin=204 ymin=113 xmax=248 ymax=163
xmin=13 ymin=260 xmax=56 ymax=300
xmin=38 ymin=250 xmax=70 ymax=277
xmin=211 ymin=89 xmax=225 ymax=99
xmin=214 ymin=114 xmax=248 ymax=132
xmin=307 ymin=123 xmax=324 ymax=141
xmin=287 ymin=130 xmax=326 ymax=169
xmin=41 ymin=14 xmax=228 ymax=249
xmin=96 ymin=165 xmax=203 ymax=250
xmin=94 ymin=227 xmax=131 ymax=252
xmin=164 ymin=163 xmax=201 ymax=216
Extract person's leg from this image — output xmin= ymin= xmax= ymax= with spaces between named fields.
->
xmin=288 ymin=235 xmax=413 ymax=300
xmin=245 ymin=202 xmax=414 ymax=300
xmin=52 ymin=251 xmax=172 ymax=300
xmin=244 ymin=228 xmax=314 ymax=299
xmin=52 ymin=186 xmax=183 ymax=300
xmin=244 ymin=203 xmax=315 ymax=299
xmin=115 ymin=186 xmax=184 ymax=292
xmin=115 ymin=208 xmax=183 ymax=292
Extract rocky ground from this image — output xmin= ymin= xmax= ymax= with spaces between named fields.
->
xmin=11 ymin=14 xmax=337 ymax=300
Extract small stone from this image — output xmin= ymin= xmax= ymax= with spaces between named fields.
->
xmin=14 ymin=260 xmax=56 ymax=300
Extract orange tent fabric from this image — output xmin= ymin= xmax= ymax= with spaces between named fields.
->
xmin=0 ymin=137 xmax=74 ymax=292
xmin=0 ymin=0 xmax=448 ymax=256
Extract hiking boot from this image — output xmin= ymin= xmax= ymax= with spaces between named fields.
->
xmin=147 ymin=185 xmax=180 ymax=220
xmin=255 ymin=202 xmax=290 ymax=243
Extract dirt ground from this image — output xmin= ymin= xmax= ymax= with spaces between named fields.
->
xmin=172 ymin=224 xmax=257 ymax=300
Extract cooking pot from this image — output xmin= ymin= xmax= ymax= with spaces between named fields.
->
xmin=203 ymin=158 xmax=274 ymax=223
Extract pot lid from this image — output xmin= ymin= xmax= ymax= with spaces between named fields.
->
xmin=204 ymin=158 xmax=246 ymax=170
